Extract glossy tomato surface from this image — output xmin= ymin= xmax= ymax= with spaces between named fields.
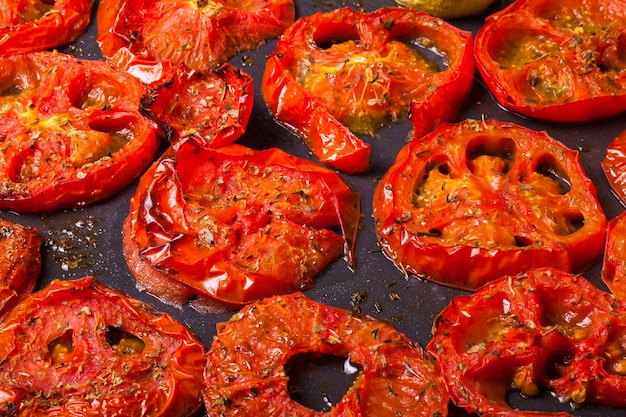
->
xmin=97 ymin=0 xmax=295 ymax=71
xmin=123 ymin=142 xmax=360 ymax=309
xmin=262 ymin=7 xmax=474 ymax=173
xmin=0 ymin=51 xmax=161 ymax=212
xmin=0 ymin=276 xmax=206 ymax=416
xmin=204 ymin=292 xmax=449 ymax=416
xmin=428 ymin=268 xmax=626 ymax=414
xmin=474 ymin=0 xmax=626 ymax=122
xmin=0 ymin=0 xmax=94 ymax=55
xmin=373 ymin=119 xmax=607 ymax=290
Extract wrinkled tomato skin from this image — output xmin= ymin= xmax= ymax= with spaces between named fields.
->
xmin=428 ymin=268 xmax=626 ymax=414
xmin=602 ymin=210 xmax=626 ymax=300
xmin=141 ymin=62 xmax=254 ymax=149
xmin=97 ymin=0 xmax=294 ymax=71
xmin=123 ymin=142 xmax=360 ymax=308
xmin=204 ymin=292 xmax=450 ymax=416
xmin=373 ymin=120 xmax=607 ymax=290
xmin=262 ymin=7 xmax=474 ymax=174
xmin=0 ymin=0 xmax=93 ymax=56
xmin=0 ymin=276 xmax=206 ymax=417
xmin=602 ymin=127 xmax=626 ymax=206
xmin=0 ymin=217 xmax=41 ymax=323
xmin=474 ymin=0 xmax=626 ymax=122
xmin=0 ymin=51 xmax=161 ymax=213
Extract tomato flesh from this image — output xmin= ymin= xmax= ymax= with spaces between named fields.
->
xmin=373 ymin=119 xmax=607 ymax=290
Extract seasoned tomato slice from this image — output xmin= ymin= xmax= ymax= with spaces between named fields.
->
xmin=0 ymin=0 xmax=93 ymax=55
xmin=602 ymin=127 xmax=626 ymax=205
xmin=0 ymin=51 xmax=161 ymax=212
xmin=262 ymin=7 xmax=474 ymax=173
xmin=204 ymin=292 xmax=450 ymax=416
xmin=602 ymin=210 xmax=626 ymax=300
xmin=0 ymin=217 xmax=41 ymax=323
xmin=373 ymin=119 xmax=607 ymax=290
xmin=474 ymin=0 xmax=626 ymax=121
xmin=141 ymin=62 xmax=254 ymax=149
xmin=97 ymin=0 xmax=295 ymax=71
xmin=0 ymin=276 xmax=206 ymax=416
xmin=122 ymin=142 xmax=360 ymax=310
xmin=428 ymin=268 xmax=626 ymax=413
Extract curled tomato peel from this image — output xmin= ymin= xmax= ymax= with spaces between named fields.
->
xmin=262 ymin=7 xmax=474 ymax=174
xmin=123 ymin=142 xmax=360 ymax=309
xmin=0 ymin=51 xmax=161 ymax=212
xmin=0 ymin=276 xmax=206 ymax=416
xmin=428 ymin=268 xmax=626 ymax=414
xmin=204 ymin=292 xmax=450 ymax=416
xmin=373 ymin=119 xmax=607 ymax=290
xmin=474 ymin=0 xmax=626 ymax=122
xmin=0 ymin=217 xmax=41 ymax=323
xmin=97 ymin=0 xmax=295 ymax=71
xmin=0 ymin=0 xmax=94 ymax=56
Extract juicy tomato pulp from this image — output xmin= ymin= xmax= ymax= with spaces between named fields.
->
xmin=124 ymin=143 xmax=360 ymax=308
xmin=0 ymin=51 xmax=160 ymax=212
xmin=262 ymin=7 xmax=474 ymax=173
xmin=373 ymin=119 xmax=607 ymax=290
xmin=475 ymin=0 xmax=626 ymax=121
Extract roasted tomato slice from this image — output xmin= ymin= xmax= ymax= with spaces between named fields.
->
xmin=0 ymin=0 xmax=93 ymax=56
xmin=602 ymin=210 xmax=626 ymax=300
xmin=602 ymin=127 xmax=626 ymax=205
xmin=0 ymin=217 xmax=41 ymax=323
xmin=141 ymin=62 xmax=254 ymax=148
xmin=122 ymin=142 xmax=360 ymax=310
xmin=0 ymin=51 xmax=161 ymax=212
xmin=373 ymin=119 xmax=607 ymax=290
xmin=204 ymin=292 xmax=449 ymax=416
xmin=428 ymin=268 xmax=626 ymax=413
xmin=97 ymin=0 xmax=295 ymax=71
xmin=474 ymin=0 xmax=626 ymax=122
xmin=262 ymin=7 xmax=474 ymax=173
xmin=0 ymin=276 xmax=206 ymax=416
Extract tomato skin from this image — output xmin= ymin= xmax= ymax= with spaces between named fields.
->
xmin=0 ymin=276 xmax=206 ymax=417
xmin=474 ymin=0 xmax=626 ymax=122
xmin=602 ymin=210 xmax=626 ymax=300
xmin=97 ymin=0 xmax=295 ymax=71
xmin=123 ymin=142 xmax=360 ymax=308
xmin=373 ymin=119 xmax=607 ymax=290
xmin=428 ymin=268 xmax=626 ymax=414
xmin=0 ymin=51 xmax=161 ymax=213
xmin=0 ymin=0 xmax=93 ymax=56
xmin=0 ymin=217 xmax=41 ymax=323
xmin=262 ymin=7 xmax=474 ymax=173
xmin=602 ymin=127 xmax=626 ymax=205
xmin=141 ymin=62 xmax=254 ymax=149
xmin=204 ymin=292 xmax=450 ymax=416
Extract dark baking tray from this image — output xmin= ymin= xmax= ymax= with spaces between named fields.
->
xmin=3 ymin=0 xmax=625 ymax=415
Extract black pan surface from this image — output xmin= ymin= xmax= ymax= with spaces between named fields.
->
xmin=3 ymin=0 xmax=626 ymax=415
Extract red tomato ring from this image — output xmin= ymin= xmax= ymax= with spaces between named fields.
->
xmin=373 ymin=119 xmax=607 ymax=291
xmin=0 ymin=0 xmax=93 ymax=56
xmin=474 ymin=0 xmax=626 ymax=122
xmin=0 ymin=276 xmax=206 ymax=416
xmin=204 ymin=292 xmax=450 ymax=416
xmin=0 ymin=51 xmax=161 ymax=212
xmin=262 ymin=7 xmax=474 ymax=173
xmin=0 ymin=217 xmax=41 ymax=323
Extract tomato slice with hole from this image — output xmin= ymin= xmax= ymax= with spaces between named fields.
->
xmin=373 ymin=119 xmax=607 ymax=290
xmin=474 ymin=0 xmax=626 ymax=122
xmin=428 ymin=268 xmax=626 ymax=414
xmin=0 ymin=51 xmax=161 ymax=212
xmin=204 ymin=292 xmax=450 ymax=416
xmin=0 ymin=217 xmax=41 ymax=323
xmin=0 ymin=0 xmax=93 ymax=56
xmin=123 ymin=142 xmax=360 ymax=310
xmin=97 ymin=0 xmax=295 ymax=71
xmin=0 ymin=276 xmax=206 ymax=416
xmin=262 ymin=7 xmax=474 ymax=173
